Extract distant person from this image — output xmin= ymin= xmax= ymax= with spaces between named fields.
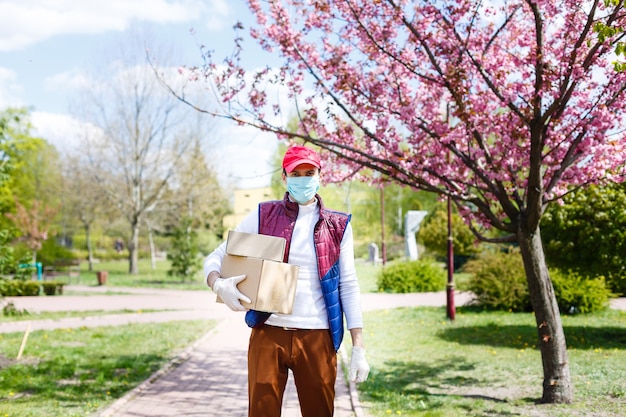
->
xmin=114 ymin=239 xmax=124 ymax=253
xmin=204 ymin=145 xmax=370 ymax=417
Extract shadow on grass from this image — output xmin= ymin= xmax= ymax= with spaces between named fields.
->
xmin=436 ymin=321 xmax=626 ymax=350
xmin=358 ymin=356 xmax=528 ymax=415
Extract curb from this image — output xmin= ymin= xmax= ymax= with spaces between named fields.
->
xmin=339 ymin=346 xmax=367 ymax=417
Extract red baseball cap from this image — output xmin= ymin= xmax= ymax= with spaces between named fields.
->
xmin=282 ymin=145 xmax=321 ymax=173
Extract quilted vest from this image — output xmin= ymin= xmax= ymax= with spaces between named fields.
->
xmin=244 ymin=192 xmax=350 ymax=351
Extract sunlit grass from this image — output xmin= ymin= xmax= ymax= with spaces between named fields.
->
xmin=356 ymin=307 xmax=626 ymax=417
xmin=63 ymin=259 xmax=208 ymax=290
xmin=0 ymin=320 xmax=216 ymax=417
xmin=0 ymin=309 xmax=171 ymax=323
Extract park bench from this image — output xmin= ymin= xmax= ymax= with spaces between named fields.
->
xmin=43 ymin=259 xmax=81 ymax=283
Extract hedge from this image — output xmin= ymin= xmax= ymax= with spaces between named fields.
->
xmin=0 ymin=280 xmax=65 ymax=296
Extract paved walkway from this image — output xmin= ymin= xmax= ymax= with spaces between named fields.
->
xmin=3 ymin=287 xmax=625 ymax=417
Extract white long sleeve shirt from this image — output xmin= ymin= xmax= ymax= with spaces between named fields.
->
xmin=203 ymin=200 xmax=364 ymax=330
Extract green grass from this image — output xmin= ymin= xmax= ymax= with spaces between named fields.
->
xmin=67 ymin=259 xmax=207 ymax=290
xmin=74 ymin=258 xmax=383 ymax=292
xmin=356 ymin=260 xmax=383 ymax=293
xmin=0 ymin=320 xmax=217 ymax=417
xmin=7 ymin=259 xmax=625 ymax=416
xmin=0 ymin=309 xmax=171 ymax=323
xmin=357 ymin=306 xmax=626 ymax=417
xmin=78 ymin=256 xmax=387 ymax=292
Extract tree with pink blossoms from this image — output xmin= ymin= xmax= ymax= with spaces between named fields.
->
xmin=174 ymin=0 xmax=626 ymax=404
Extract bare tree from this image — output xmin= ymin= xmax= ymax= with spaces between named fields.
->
xmin=61 ymin=154 xmax=107 ymax=271
xmin=75 ymin=27 xmax=205 ymax=274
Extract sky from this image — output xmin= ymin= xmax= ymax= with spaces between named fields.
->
xmin=0 ymin=0 xmax=279 ymax=189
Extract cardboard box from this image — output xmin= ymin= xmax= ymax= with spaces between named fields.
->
xmin=217 ymin=231 xmax=299 ymax=314
xmin=220 ymin=254 xmax=299 ymax=314
xmin=226 ymin=230 xmax=286 ymax=261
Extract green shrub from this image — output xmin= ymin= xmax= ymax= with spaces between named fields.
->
xmin=462 ymin=247 xmax=532 ymax=312
xmin=167 ymin=218 xmax=201 ymax=282
xmin=0 ymin=279 xmax=64 ymax=296
xmin=551 ymin=269 xmax=613 ymax=314
xmin=0 ymin=280 xmax=40 ymax=296
xmin=377 ymin=258 xmax=446 ymax=293
xmin=35 ymin=238 xmax=77 ymax=266
xmin=463 ymin=248 xmax=614 ymax=314
xmin=417 ymin=202 xmax=480 ymax=262
xmin=41 ymin=281 xmax=65 ymax=296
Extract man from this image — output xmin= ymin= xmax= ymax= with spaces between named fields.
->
xmin=204 ymin=145 xmax=370 ymax=417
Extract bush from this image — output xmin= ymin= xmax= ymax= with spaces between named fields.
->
xmin=0 ymin=280 xmax=40 ymax=296
xmin=463 ymin=248 xmax=613 ymax=314
xmin=2 ymin=300 xmax=29 ymax=317
xmin=0 ymin=279 xmax=64 ymax=296
xmin=35 ymin=238 xmax=77 ymax=266
xmin=462 ymin=247 xmax=532 ymax=312
xmin=551 ymin=269 xmax=613 ymax=314
xmin=417 ymin=202 xmax=480 ymax=261
xmin=377 ymin=258 xmax=446 ymax=293
xmin=167 ymin=218 xmax=201 ymax=282
xmin=542 ymin=182 xmax=626 ymax=296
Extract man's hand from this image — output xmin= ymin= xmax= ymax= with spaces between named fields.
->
xmin=213 ymin=275 xmax=250 ymax=311
xmin=349 ymin=346 xmax=370 ymax=383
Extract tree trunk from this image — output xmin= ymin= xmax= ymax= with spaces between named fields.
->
xmin=517 ymin=225 xmax=573 ymax=403
xmin=149 ymin=229 xmax=156 ymax=271
xmin=85 ymin=224 xmax=94 ymax=272
xmin=129 ymin=221 xmax=140 ymax=274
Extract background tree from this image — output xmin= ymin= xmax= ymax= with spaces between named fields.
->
xmin=5 ymin=197 xmax=56 ymax=264
xmin=61 ymin=154 xmax=106 ymax=271
xmin=0 ymin=108 xmax=23 ymax=194
xmin=541 ymin=182 xmax=626 ymax=295
xmin=75 ymin=28 xmax=209 ymax=274
xmin=166 ymin=217 xmax=201 ymax=282
xmin=0 ymin=108 xmax=61 ymax=231
xmin=176 ymin=0 xmax=626 ymax=404
xmin=418 ymin=202 xmax=481 ymax=268
xmin=166 ymin=136 xmax=228 ymax=241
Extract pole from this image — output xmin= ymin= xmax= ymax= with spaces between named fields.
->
xmin=446 ymin=194 xmax=456 ymax=320
xmin=445 ymin=102 xmax=456 ymax=320
xmin=380 ymin=186 xmax=386 ymax=265
xmin=17 ymin=322 xmax=32 ymax=360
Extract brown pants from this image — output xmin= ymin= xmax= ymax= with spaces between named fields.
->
xmin=248 ymin=325 xmax=337 ymax=417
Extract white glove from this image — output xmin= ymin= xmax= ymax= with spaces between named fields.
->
xmin=349 ymin=346 xmax=370 ymax=383
xmin=213 ymin=275 xmax=250 ymax=311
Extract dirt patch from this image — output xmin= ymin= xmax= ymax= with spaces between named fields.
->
xmin=0 ymin=353 xmax=40 ymax=369
xmin=0 ymin=353 xmax=13 ymax=369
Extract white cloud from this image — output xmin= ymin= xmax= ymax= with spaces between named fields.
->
xmin=43 ymin=68 xmax=91 ymax=95
xmin=0 ymin=0 xmax=232 ymax=52
xmin=30 ymin=110 xmax=278 ymax=190
xmin=215 ymin=124 xmax=278 ymax=189
xmin=0 ymin=67 xmax=23 ymax=108
xmin=30 ymin=111 xmax=94 ymax=153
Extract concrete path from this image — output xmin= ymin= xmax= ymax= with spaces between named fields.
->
xmin=3 ymin=287 xmax=624 ymax=417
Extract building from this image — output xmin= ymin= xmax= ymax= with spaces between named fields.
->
xmin=222 ymin=187 xmax=274 ymax=231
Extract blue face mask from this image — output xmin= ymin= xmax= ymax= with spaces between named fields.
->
xmin=286 ymin=176 xmax=320 ymax=204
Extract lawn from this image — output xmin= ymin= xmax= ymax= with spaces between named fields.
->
xmin=71 ymin=258 xmax=383 ymax=292
xmin=68 ymin=259 xmax=207 ymax=290
xmin=357 ymin=306 xmax=626 ymax=417
xmin=0 ymin=320 xmax=217 ymax=417
xmin=0 ymin=309 xmax=171 ymax=324
xmin=4 ymin=259 xmax=625 ymax=416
